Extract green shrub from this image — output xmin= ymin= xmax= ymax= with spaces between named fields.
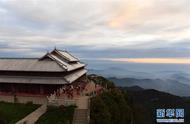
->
xmin=90 ymin=89 xmax=132 ymax=124
xmin=36 ymin=105 xmax=76 ymax=124
xmin=0 ymin=102 xmax=39 ymax=124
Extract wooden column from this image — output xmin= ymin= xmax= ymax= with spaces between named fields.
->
xmin=40 ymin=85 xmax=44 ymax=95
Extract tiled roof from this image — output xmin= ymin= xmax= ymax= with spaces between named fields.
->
xmin=0 ymin=49 xmax=87 ymax=84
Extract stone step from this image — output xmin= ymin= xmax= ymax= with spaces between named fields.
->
xmin=73 ymin=109 xmax=89 ymax=124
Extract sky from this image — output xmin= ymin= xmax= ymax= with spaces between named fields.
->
xmin=0 ymin=0 xmax=190 ymax=72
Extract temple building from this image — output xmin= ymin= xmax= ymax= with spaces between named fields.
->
xmin=0 ymin=49 xmax=87 ymax=104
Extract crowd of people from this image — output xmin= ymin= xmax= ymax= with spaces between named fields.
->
xmin=47 ymin=80 xmax=104 ymax=103
xmin=54 ymin=81 xmax=87 ymax=99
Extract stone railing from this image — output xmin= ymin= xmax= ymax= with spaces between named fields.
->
xmin=48 ymin=97 xmax=77 ymax=106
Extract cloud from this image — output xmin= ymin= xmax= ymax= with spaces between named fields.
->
xmin=108 ymin=0 xmax=190 ymax=28
xmin=0 ymin=0 xmax=189 ymax=58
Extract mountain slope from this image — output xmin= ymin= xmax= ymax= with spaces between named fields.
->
xmin=124 ymin=87 xmax=190 ymax=124
xmin=89 ymin=75 xmax=190 ymax=124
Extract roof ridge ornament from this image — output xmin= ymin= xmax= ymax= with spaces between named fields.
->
xmin=54 ymin=46 xmax=57 ymax=50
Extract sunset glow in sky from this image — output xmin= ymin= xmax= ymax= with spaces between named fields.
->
xmin=106 ymin=58 xmax=190 ymax=64
xmin=0 ymin=0 xmax=190 ymax=65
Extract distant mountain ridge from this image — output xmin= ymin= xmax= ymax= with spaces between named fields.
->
xmin=109 ymin=77 xmax=190 ymax=97
xmin=88 ymin=68 xmax=190 ymax=83
xmin=89 ymin=68 xmax=190 ymax=96
xmin=88 ymin=68 xmax=155 ymax=79
xmin=119 ymin=86 xmax=144 ymax=91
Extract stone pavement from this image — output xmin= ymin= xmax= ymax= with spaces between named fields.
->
xmin=72 ymin=87 xmax=90 ymax=124
xmin=73 ymin=109 xmax=89 ymax=124
xmin=73 ymin=96 xmax=90 ymax=124
xmin=16 ymin=104 xmax=47 ymax=124
xmin=76 ymin=96 xmax=89 ymax=109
